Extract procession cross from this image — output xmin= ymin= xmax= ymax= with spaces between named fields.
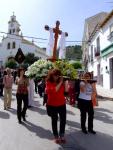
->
xmin=45 ymin=20 xmax=68 ymax=61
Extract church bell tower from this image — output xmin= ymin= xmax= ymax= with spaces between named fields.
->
xmin=8 ymin=12 xmax=21 ymax=37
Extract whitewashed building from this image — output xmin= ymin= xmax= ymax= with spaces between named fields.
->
xmin=82 ymin=12 xmax=108 ymax=70
xmin=83 ymin=10 xmax=113 ymax=89
xmin=0 ymin=14 xmax=47 ymax=66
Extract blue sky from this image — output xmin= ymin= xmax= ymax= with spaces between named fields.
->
xmin=0 ymin=0 xmax=112 ymax=47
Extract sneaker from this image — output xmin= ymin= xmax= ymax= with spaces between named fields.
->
xmin=88 ymin=130 xmax=96 ymax=134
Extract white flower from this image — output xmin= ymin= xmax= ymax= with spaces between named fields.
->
xmin=25 ymin=59 xmax=54 ymax=79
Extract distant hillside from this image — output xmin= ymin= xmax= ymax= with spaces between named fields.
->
xmin=66 ymin=45 xmax=82 ymax=60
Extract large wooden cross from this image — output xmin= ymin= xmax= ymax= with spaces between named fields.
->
xmin=45 ymin=20 xmax=68 ymax=61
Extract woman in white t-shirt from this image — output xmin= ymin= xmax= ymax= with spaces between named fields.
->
xmin=78 ymin=72 xmax=96 ymax=134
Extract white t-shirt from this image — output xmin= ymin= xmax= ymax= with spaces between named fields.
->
xmin=79 ymin=81 xmax=93 ymax=100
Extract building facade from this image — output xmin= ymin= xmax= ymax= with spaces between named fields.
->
xmin=82 ymin=12 xmax=108 ymax=70
xmin=83 ymin=10 xmax=113 ymax=89
xmin=0 ymin=14 xmax=47 ymax=67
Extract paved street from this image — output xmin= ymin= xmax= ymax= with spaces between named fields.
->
xmin=0 ymin=85 xmax=113 ymax=150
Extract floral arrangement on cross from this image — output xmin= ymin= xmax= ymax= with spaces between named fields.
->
xmin=25 ymin=59 xmax=77 ymax=80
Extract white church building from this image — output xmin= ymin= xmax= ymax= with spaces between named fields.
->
xmin=0 ymin=14 xmax=47 ymax=66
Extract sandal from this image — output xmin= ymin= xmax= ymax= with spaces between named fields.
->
xmin=54 ymin=138 xmax=61 ymax=144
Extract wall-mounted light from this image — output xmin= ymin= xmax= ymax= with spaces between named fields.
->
xmin=106 ymin=66 xmax=109 ymax=74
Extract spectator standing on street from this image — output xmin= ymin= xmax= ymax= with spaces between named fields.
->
xmin=78 ymin=72 xmax=96 ymax=134
xmin=15 ymin=68 xmax=29 ymax=124
xmin=3 ymin=68 xmax=13 ymax=110
xmin=45 ymin=69 xmax=67 ymax=144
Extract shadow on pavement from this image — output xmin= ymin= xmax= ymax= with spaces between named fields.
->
xmin=0 ymin=97 xmax=15 ymax=101
xmin=0 ymin=111 xmax=10 ymax=119
xmin=95 ymin=107 xmax=113 ymax=113
xmin=22 ymin=120 xmax=84 ymax=150
xmin=22 ymin=120 xmax=52 ymax=139
xmin=67 ymin=120 xmax=80 ymax=129
xmin=12 ymin=93 xmax=16 ymax=97
xmin=28 ymin=106 xmax=47 ymax=115
xmin=32 ymin=100 xmax=42 ymax=107
xmin=29 ymin=105 xmax=76 ymax=116
xmin=7 ymin=108 xmax=17 ymax=115
xmin=66 ymin=129 xmax=113 ymax=150
xmin=95 ymin=108 xmax=113 ymax=124
xmin=67 ymin=110 xmax=76 ymax=116
xmin=61 ymin=133 xmax=87 ymax=150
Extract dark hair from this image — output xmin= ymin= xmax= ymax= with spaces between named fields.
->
xmin=84 ymin=72 xmax=91 ymax=78
xmin=3 ymin=70 xmax=7 ymax=76
xmin=46 ymin=69 xmax=62 ymax=83
xmin=17 ymin=68 xmax=27 ymax=78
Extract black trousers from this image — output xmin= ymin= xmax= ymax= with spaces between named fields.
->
xmin=47 ymin=105 xmax=66 ymax=138
xmin=0 ymin=84 xmax=4 ymax=96
xmin=16 ymin=93 xmax=28 ymax=121
xmin=78 ymin=99 xmax=94 ymax=131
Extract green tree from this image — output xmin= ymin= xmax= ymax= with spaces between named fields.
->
xmin=66 ymin=45 xmax=82 ymax=60
xmin=24 ymin=53 xmax=39 ymax=66
xmin=5 ymin=60 xmax=17 ymax=69
xmin=71 ymin=61 xmax=82 ymax=69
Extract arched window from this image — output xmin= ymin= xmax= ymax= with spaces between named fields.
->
xmin=12 ymin=42 xmax=16 ymax=49
xmin=7 ymin=43 xmax=10 ymax=49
